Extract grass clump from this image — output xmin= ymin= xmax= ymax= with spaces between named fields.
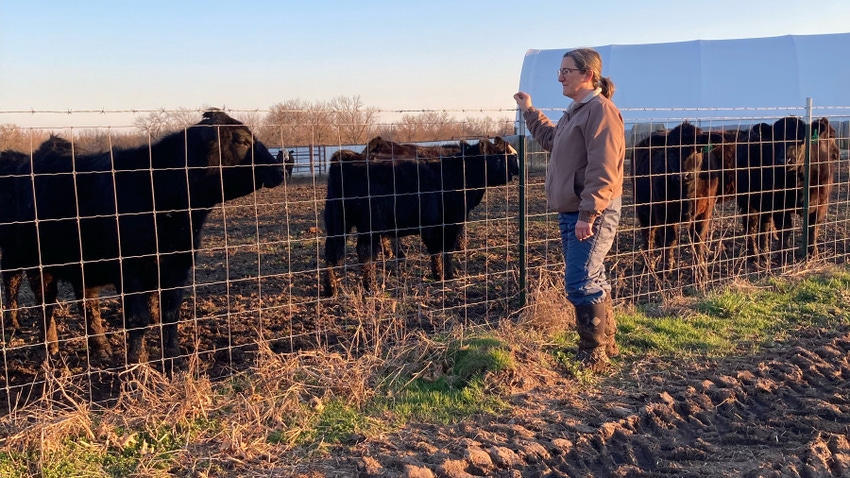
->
xmin=373 ymin=334 xmax=514 ymax=425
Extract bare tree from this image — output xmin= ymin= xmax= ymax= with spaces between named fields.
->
xmin=460 ymin=115 xmax=514 ymax=138
xmin=327 ymin=95 xmax=379 ymax=145
xmin=72 ymin=128 xmax=145 ymax=152
xmin=391 ymin=111 xmax=453 ymax=142
xmin=234 ymin=111 xmax=264 ymax=138
xmin=133 ymin=107 xmax=200 ymax=140
xmin=0 ymin=124 xmax=48 ymax=152
xmin=263 ymin=99 xmax=322 ymax=148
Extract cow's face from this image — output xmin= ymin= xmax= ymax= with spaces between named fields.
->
xmin=663 ymin=147 xmax=700 ymax=216
xmin=770 ymin=116 xmax=808 ymax=171
xmin=479 ymin=137 xmax=519 ymax=185
xmin=189 ymin=116 xmax=284 ymax=203
xmin=811 ymin=118 xmax=840 ymax=170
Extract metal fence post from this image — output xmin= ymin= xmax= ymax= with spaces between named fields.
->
xmin=802 ymin=97 xmax=813 ymax=259
xmin=517 ymin=128 xmax=528 ymax=309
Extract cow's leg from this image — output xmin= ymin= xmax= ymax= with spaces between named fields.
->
xmin=157 ymin=286 xmax=185 ymax=376
xmin=643 ymin=226 xmax=660 ymax=271
xmin=77 ymin=285 xmax=112 ymax=360
xmin=2 ymin=268 xmax=23 ymax=331
xmin=741 ymin=212 xmax=756 ymax=261
xmin=322 ymin=197 xmax=348 ymax=297
xmin=124 ymin=292 xmax=151 ymax=364
xmin=440 ymin=225 xmax=462 ymax=281
xmin=323 ymin=233 xmax=346 ymax=297
xmin=759 ymin=213 xmax=775 ymax=264
xmin=691 ymin=217 xmax=708 ymax=260
xmin=807 ymin=205 xmax=827 ymax=257
xmin=660 ymin=224 xmax=679 ymax=272
xmin=691 ymin=203 xmax=715 ymax=262
xmin=773 ymin=210 xmax=794 ymax=265
xmin=29 ymin=270 xmax=60 ymax=357
xmin=356 ymin=234 xmax=379 ymax=293
xmin=421 ymin=229 xmax=445 ymax=281
xmin=381 ymin=235 xmax=406 ymax=260
xmin=636 ymin=205 xmax=652 ymax=251
xmin=743 ymin=210 xmax=770 ymax=265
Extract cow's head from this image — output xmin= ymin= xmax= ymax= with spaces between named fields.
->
xmin=35 ymin=135 xmax=74 ymax=157
xmin=187 ymin=110 xmax=284 ymax=203
xmin=810 ymin=117 xmax=840 ymax=170
xmin=477 ymin=136 xmax=519 ymax=185
xmin=769 ymin=116 xmax=809 ymax=172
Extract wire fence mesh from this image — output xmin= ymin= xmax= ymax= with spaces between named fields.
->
xmin=0 ymin=106 xmax=848 ymax=410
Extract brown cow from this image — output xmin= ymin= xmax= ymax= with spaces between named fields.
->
xmin=632 ymin=122 xmax=731 ymax=271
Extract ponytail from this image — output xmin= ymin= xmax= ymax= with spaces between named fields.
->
xmin=599 ymin=77 xmax=616 ymax=99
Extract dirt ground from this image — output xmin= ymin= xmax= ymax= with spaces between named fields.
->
xmin=293 ymin=323 xmax=850 ymax=478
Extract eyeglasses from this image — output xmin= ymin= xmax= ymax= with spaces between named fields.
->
xmin=557 ymin=67 xmax=582 ymax=76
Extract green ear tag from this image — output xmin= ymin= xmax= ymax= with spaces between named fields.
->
xmin=811 ymin=130 xmax=819 ymax=142
xmin=702 ymin=144 xmax=712 ymax=155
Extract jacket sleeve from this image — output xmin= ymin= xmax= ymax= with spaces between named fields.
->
xmin=579 ymin=102 xmax=625 ymax=218
xmin=522 ymin=107 xmax=557 ymax=152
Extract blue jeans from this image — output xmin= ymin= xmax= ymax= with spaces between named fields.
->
xmin=558 ymin=196 xmax=622 ymax=306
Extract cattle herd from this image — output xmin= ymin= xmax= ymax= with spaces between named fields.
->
xmin=632 ymin=115 xmax=840 ymax=271
xmin=0 ymin=110 xmax=843 ymax=373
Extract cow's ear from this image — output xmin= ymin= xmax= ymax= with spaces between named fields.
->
xmin=493 ymin=136 xmax=506 ymax=151
xmin=813 ymin=118 xmax=830 ymax=138
xmin=478 ymin=139 xmax=494 ymax=154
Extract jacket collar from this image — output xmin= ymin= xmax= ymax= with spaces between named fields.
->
xmin=567 ymin=87 xmax=602 ymax=113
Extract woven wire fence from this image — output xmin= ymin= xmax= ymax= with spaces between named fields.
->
xmin=0 ymin=106 xmax=849 ymax=409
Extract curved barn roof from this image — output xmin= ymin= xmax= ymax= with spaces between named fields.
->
xmin=518 ymin=33 xmax=850 ymax=121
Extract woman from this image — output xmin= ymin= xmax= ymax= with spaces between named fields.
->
xmin=514 ymin=48 xmax=625 ymax=372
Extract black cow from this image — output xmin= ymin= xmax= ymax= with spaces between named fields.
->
xmin=2 ymin=111 xmax=284 ymax=365
xmin=1 ymin=136 xmax=130 ymax=359
xmin=322 ymin=137 xmax=519 ymax=297
xmin=1 ymin=135 xmax=77 ymax=332
xmin=734 ymin=116 xmax=838 ymax=264
xmin=632 ymin=122 xmax=729 ymax=270
xmin=361 ymin=136 xmax=472 ymax=259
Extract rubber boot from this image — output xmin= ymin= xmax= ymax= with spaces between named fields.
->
xmin=603 ymin=295 xmax=619 ymax=357
xmin=574 ymin=301 xmax=610 ymax=373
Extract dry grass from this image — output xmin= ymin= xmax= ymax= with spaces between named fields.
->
xmin=0 ymin=285 xmax=543 ymax=476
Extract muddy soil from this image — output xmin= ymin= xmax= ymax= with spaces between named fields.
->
xmin=295 ymin=324 xmax=850 ymax=477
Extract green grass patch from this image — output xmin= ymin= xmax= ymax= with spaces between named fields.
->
xmin=373 ymin=334 xmax=513 ymax=425
xmin=379 ymin=374 xmax=507 ymax=424
xmin=616 ymin=269 xmax=849 ymax=359
xmin=447 ymin=336 xmax=514 ymax=384
xmin=296 ymin=398 xmax=369 ymax=446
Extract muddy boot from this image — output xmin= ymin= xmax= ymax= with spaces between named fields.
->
xmin=602 ymin=295 xmax=619 ymax=357
xmin=574 ymin=301 xmax=610 ymax=373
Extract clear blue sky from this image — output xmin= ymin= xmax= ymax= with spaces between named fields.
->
xmin=1 ymin=0 xmax=848 ymax=127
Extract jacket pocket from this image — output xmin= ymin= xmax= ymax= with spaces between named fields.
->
xmin=574 ymin=170 xmax=585 ymax=197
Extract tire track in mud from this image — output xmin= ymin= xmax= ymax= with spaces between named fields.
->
xmin=301 ymin=326 xmax=850 ymax=477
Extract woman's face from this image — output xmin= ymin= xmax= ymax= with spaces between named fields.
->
xmin=558 ymin=57 xmax=593 ymax=101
